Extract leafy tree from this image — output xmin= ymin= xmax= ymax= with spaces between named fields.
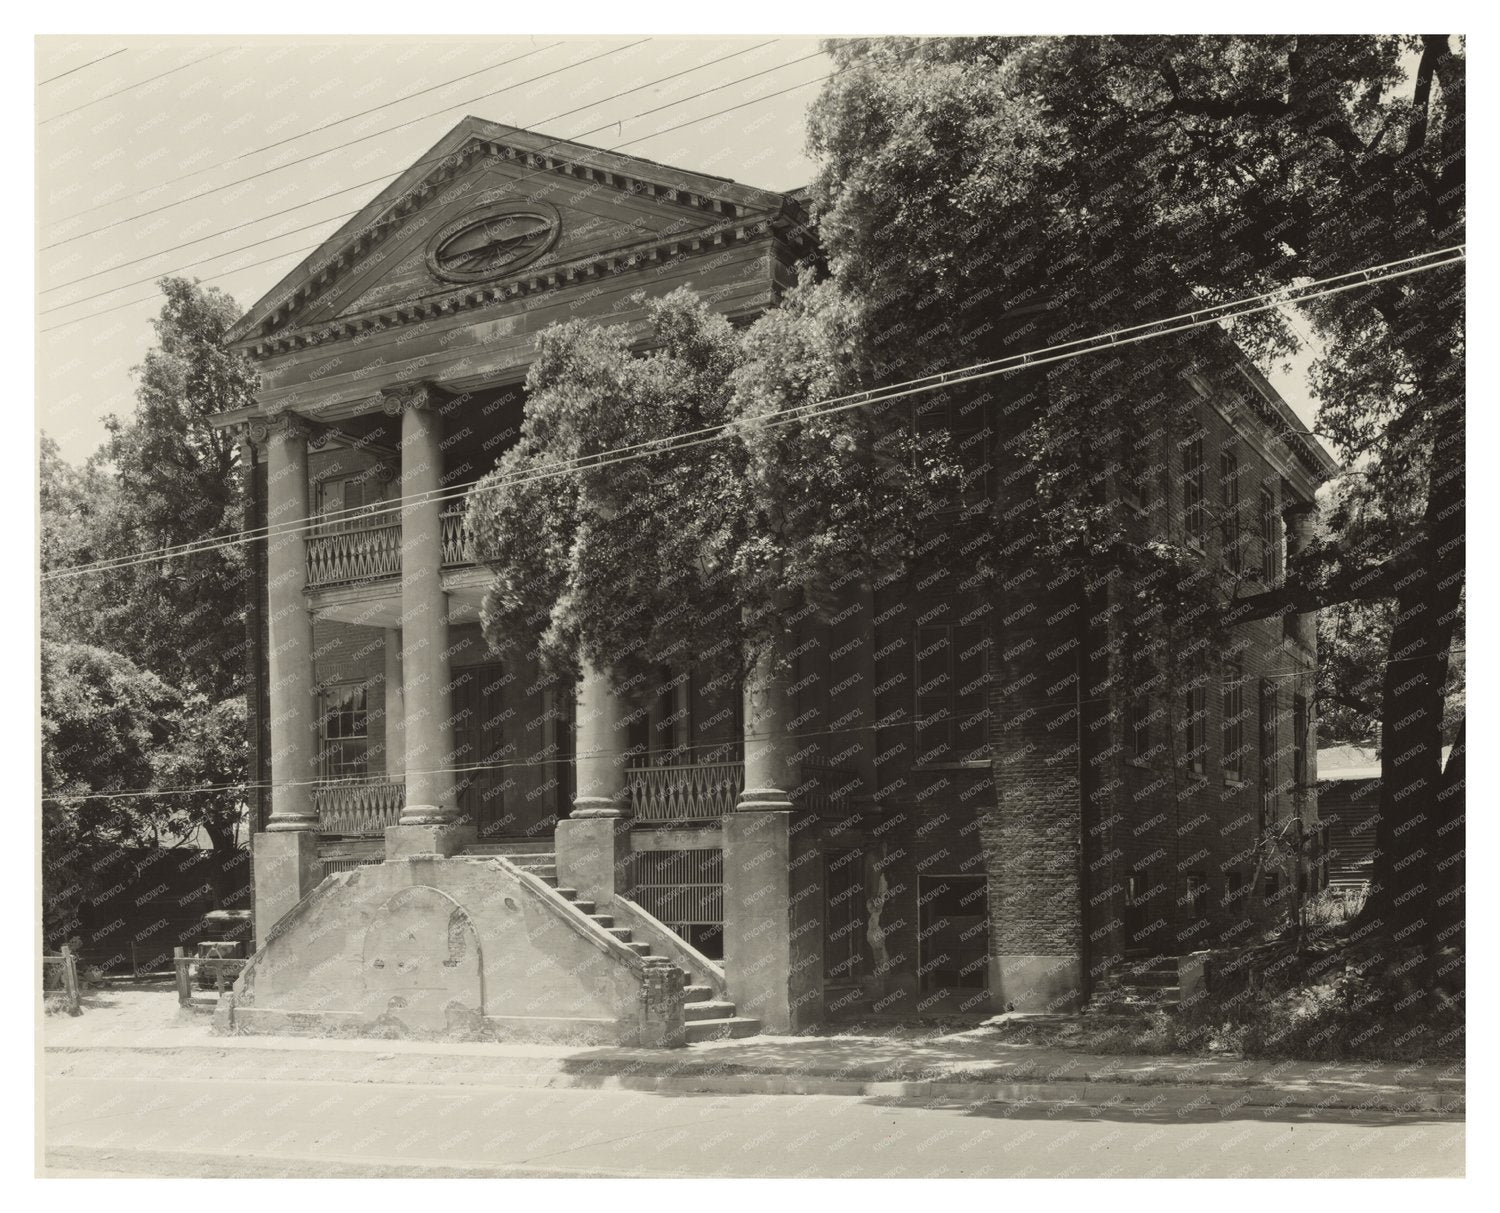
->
xmin=468 ymin=283 xmax=954 ymax=691
xmin=39 ymin=278 xmax=257 ymax=926
xmin=806 ymin=35 xmax=1464 ymax=940
xmin=101 ymin=276 xmax=257 ymax=701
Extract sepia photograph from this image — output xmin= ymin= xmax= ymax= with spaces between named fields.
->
xmin=25 ymin=12 xmax=1475 ymax=1187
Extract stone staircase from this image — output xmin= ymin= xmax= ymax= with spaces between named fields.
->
xmin=461 ymin=843 xmax=759 ymax=1043
xmin=1089 ymin=954 xmax=1183 ymax=1012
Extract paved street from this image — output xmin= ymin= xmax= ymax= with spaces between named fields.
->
xmin=44 ymin=1070 xmax=1463 ymax=1178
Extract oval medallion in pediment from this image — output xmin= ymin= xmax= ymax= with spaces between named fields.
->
xmin=426 ymin=201 xmax=561 ymax=284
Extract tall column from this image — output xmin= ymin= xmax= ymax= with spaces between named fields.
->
xmin=250 ymin=411 xmax=320 ymax=950
xmin=556 ymin=661 xmax=632 ymax=906
xmin=384 ymin=384 xmax=466 ymax=857
xmin=723 ymin=629 xmax=822 ymax=1032
xmin=383 ymin=627 xmax=404 ymax=778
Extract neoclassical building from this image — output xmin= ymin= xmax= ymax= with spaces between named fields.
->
xmin=213 ymin=116 xmax=1336 ymax=1044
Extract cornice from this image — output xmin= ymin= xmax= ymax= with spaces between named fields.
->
xmin=242 ymin=210 xmax=789 ymax=362
xmin=233 ymin=130 xmax=799 ymax=348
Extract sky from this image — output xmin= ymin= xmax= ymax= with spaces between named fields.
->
xmin=35 ymin=35 xmax=830 ymax=463
xmin=34 ymin=34 xmax=1323 ymax=465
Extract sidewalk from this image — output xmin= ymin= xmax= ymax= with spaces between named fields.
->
xmin=44 ymin=988 xmax=1465 ymax=1116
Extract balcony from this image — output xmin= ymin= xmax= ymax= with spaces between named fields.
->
xmin=315 ymin=779 xmax=405 ymax=835
xmin=625 ymin=760 xmax=857 ymax=823
xmin=306 ymin=505 xmax=473 ymax=589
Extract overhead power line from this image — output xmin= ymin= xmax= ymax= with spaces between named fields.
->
xmin=39 ymin=43 xmax=809 ymax=305
xmin=38 ymin=68 xmax=829 ymax=331
xmin=39 ymin=645 xmax=1464 ymax=806
xmin=37 ymin=48 xmax=128 ymax=86
xmin=38 ymin=49 xmax=230 ymax=125
xmin=40 ymin=39 xmax=649 ymax=246
xmin=41 ymin=246 xmax=1464 ymax=582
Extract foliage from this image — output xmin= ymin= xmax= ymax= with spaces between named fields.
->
xmin=39 ymin=278 xmax=256 ymax=942
xmin=807 ymin=34 xmax=1465 ymax=935
xmin=100 ymin=276 xmax=256 ymax=701
xmin=468 ymin=282 xmax=958 ymax=688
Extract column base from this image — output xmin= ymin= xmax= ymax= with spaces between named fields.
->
xmin=253 ymin=831 xmax=322 ymax=952
xmin=992 ymin=953 xmax=1084 ymax=1013
xmin=398 ymin=803 xmax=459 ymax=827
xmin=570 ymin=795 xmax=627 ymax=820
xmin=263 ymin=815 xmax=318 ymax=833
xmin=556 ymin=816 xmax=632 ymax=906
xmin=384 ymin=820 xmax=475 ymax=861
xmin=736 ymin=786 xmax=794 ymax=812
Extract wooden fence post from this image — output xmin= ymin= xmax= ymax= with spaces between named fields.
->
xmin=59 ymin=945 xmax=81 ymax=1016
xmin=173 ymin=946 xmax=191 ymax=1007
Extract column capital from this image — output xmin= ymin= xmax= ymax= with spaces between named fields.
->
xmin=381 ymin=381 xmax=445 ymax=417
xmin=248 ymin=410 xmax=317 ymax=444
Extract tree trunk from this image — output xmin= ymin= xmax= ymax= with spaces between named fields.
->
xmin=1360 ymin=408 xmax=1464 ymax=940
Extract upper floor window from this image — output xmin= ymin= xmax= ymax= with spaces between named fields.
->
xmin=1182 ymin=678 xmax=1207 ymax=776
xmin=319 ymin=684 xmax=369 ymax=780
xmin=1219 ymin=449 xmax=1242 ymax=574
xmin=1222 ymin=663 xmax=1246 ymax=783
xmin=1182 ymin=435 xmax=1206 ymax=550
xmin=317 ymin=473 xmax=388 ymax=531
xmin=1259 ymin=487 xmax=1281 ymax=583
xmin=915 ymin=622 xmax=990 ymax=764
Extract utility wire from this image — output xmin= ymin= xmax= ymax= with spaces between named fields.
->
xmin=39 ymin=39 xmax=648 ymax=247
xmin=38 ymin=48 xmax=127 ymax=86
xmin=40 ymin=245 xmax=1466 ymax=581
xmin=39 ymin=45 xmax=814 ymax=306
xmin=37 ymin=67 xmax=829 ymax=332
xmin=38 ymin=49 xmax=230 ymax=125
xmin=38 ymin=648 xmax=1461 ymax=806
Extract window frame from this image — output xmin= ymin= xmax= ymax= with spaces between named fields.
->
xmin=1182 ymin=434 xmax=1207 ymax=551
xmin=318 ymin=682 xmax=371 ymax=781
xmin=1222 ymin=662 xmax=1246 ymax=784
xmin=913 ymin=620 xmax=991 ymax=766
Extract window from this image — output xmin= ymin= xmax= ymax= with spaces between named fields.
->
xmin=915 ymin=622 xmax=990 ymax=763
xmin=1186 ymin=873 xmax=1210 ymax=920
xmin=1127 ymin=693 xmax=1150 ymax=762
xmin=824 ymin=850 xmax=865 ymax=983
xmin=319 ymin=684 xmax=369 ymax=779
xmin=1293 ymin=693 xmax=1309 ymax=789
xmin=1182 ymin=435 xmax=1206 ymax=549
xmin=1259 ymin=679 xmax=1280 ymax=830
xmin=1222 ymin=663 xmax=1245 ymax=783
xmin=1219 ymin=450 xmax=1242 ymax=573
xmin=1182 ymin=679 xmax=1207 ymax=776
xmin=917 ymin=874 xmax=989 ymax=992
xmin=317 ymin=473 xmax=387 ymax=530
xmin=1259 ymin=487 xmax=1280 ymax=583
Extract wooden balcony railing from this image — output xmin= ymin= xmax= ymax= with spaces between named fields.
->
xmin=306 ymin=522 xmax=401 ymax=587
xmin=315 ymin=779 xmax=404 ymax=835
xmin=628 ymin=761 xmax=744 ymax=823
xmin=623 ymin=761 xmax=859 ymax=822
xmin=440 ymin=505 xmax=473 ymax=566
xmin=304 ymin=505 xmax=475 ymax=588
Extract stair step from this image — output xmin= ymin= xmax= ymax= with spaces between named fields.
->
xmin=626 ymin=941 xmax=652 ymax=956
xmin=570 ymin=899 xmax=595 ymax=915
xmin=553 ymin=886 xmax=577 ymax=900
xmin=588 ymin=914 xmax=615 ymax=929
xmin=684 ymin=1000 xmax=737 ymax=1022
xmin=683 ymin=985 xmax=715 ymax=1004
xmin=685 ymin=1017 xmax=761 ymax=1043
xmin=606 ymin=927 xmax=633 ymax=942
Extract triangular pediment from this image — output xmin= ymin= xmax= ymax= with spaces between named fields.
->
xmin=227 ymin=116 xmax=800 ymax=350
